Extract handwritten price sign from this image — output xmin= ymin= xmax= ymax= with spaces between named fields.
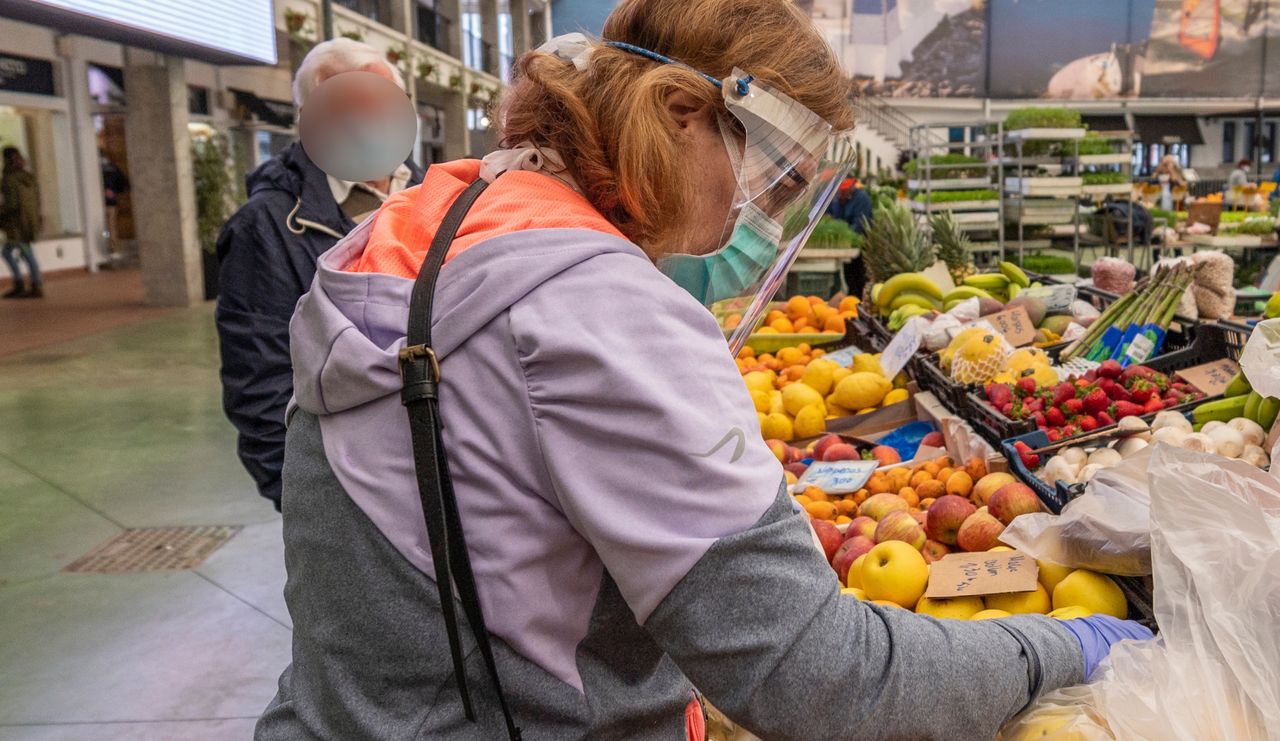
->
xmin=1177 ymin=358 xmax=1240 ymax=397
xmin=926 ymin=550 xmax=1040 ymax=599
xmin=797 ymin=460 xmax=878 ymax=494
xmin=956 ymin=306 xmax=1036 ymax=348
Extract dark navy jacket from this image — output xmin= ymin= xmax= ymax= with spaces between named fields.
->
xmin=827 ymin=187 xmax=874 ymax=234
xmin=214 ymin=143 xmax=424 ymax=508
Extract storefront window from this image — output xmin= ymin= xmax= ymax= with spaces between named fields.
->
xmin=0 ymin=104 xmax=76 ymax=237
xmin=1222 ymin=120 xmax=1236 ymax=163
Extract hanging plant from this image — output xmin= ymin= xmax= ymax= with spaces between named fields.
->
xmin=416 ymin=60 xmax=436 ymax=82
xmin=448 ymin=73 xmax=463 ymax=91
xmin=470 ymin=81 xmax=484 ymax=97
xmin=284 ymin=8 xmax=311 ymax=38
xmin=339 ymin=28 xmax=365 ymax=42
xmin=386 ymin=44 xmax=409 ymax=67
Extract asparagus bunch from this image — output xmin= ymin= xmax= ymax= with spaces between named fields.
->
xmin=1062 ymin=264 xmax=1196 ymax=364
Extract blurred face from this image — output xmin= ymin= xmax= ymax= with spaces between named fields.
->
xmin=297 ymin=70 xmax=416 ymax=183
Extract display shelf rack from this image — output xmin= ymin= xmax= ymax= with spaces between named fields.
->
xmin=907 ymin=121 xmax=1004 ymax=264
xmin=1068 ymin=131 xmax=1136 ymax=263
xmin=1002 ymin=127 xmax=1085 ymax=268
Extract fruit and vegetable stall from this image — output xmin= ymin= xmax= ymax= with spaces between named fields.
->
xmin=706 ymin=219 xmax=1280 ymax=739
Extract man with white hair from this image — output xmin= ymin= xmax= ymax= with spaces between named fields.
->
xmin=215 ymin=38 xmax=426 ymax=510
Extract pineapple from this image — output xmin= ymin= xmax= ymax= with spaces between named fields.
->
xmin=929 ymin=211 xmax=976 ymax=285
xmin=861 ymin=202 xmax=936 ymax=284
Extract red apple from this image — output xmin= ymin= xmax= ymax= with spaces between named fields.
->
xmin=822 ymin=443 xmax=860 ymax=462
xmin=874 ymin=510 xmax=926 ymax=549
xmin=812 ymin=434 xmax=845 ymax=463
xmin=921 ymin=539 xmax=951 ymax=564
xmin=832 ymin=536 xmax=876 ymax=583
xmin=859 ymin=493 xmax=910 ymax=521
xmin=910 ymin=510 xmax=928 ymax=528
xmin=786 ymin=446 xmax=807 ymax=464
xmin=845 ymin=516 xmax=877 ymax=541
xmin=956 ymin=511 xmax=1006 ymax=552
xmin=925 ymin=495 xmax=978 ymax=546
xmin=920 ymin=431 xmax=945 ymax=448
xmin=989 ymin=482 xmax=1043 ymax=526
xmin=765 ymin=439 xmax=789 ymax=463
xmin=784 ymin=462 xmax=809 ymax=479
xmin=870 ymin=445 xmax=902 ymax=467
xmin=811 ymin=519 xmax=843 ymax=563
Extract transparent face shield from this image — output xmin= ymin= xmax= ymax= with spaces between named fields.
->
xmin=656 ymin=70 xmax=854 ymax=355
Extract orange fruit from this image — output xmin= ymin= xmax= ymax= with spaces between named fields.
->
xmin=804 ymin=500 xmax=837 ymax=520
xmin=909 ymin=470 xmax=933 ymax=489
xmin=756 ymin=327 xmax=778 ymax=334
xmin=724 ymin=314 xmax=742 ymax=330
xmin=839 ymin=296 xmax=860 ymax=313
xmin=922 ymin=462 xmax=940 ymax=477
xmin=803 ymin=485 xmax=829 ymax=503
xmin=794 ymin=317 xmax=811 ymax=331
xmin=866 ymin=474 xmax=891 ymax=495
xmin=889 ymin=467 xmax=912 ymax=489
xmin=835 ymin=499 xmax=858 ymax=516
xmin=794 ymin=494 xmax=812 ymax=506
xmin=807 ymin=296 xmax=824 ymax=305
xmin=945 ymin=471 xmax=974 ymax=498
xmin=786 ymin=295 xmax=812 ymax=317
xmin=935 ymin=456 xmax=953 ymax=470
xmin=835 ymin=514 xmax=853 ymax=525
xmin=936 ymin=467 xmax=955 ymax=483
xmin=917 ymin=479 xmax=946 ymax=500
xmin=766 ymin=310 xmax=786 ymax=324
xmin=824 ymin=315 xmax=847 ymax=334
xmin=853 ymin=489 xmax=869 ymax=505
xmin=739 ymin=346 xmax=755 ymax=359
xmin=898 ymin=486 xmax=919 ymax=508
xmin=812 ymin=348 xmax=826 ymax=358
xmin=770 ymin=317 xmax=795 ymax=333
xmin=965 ymin=457 xmax=988 ymax=481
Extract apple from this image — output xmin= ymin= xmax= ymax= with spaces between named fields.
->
xmin=910 ymin=510 xmax=927 ymax=528
xmin=1036 ymin=560 xmax=1074 ymax=594
xmin=784 ymin=462 xmax=809 ymax=479
xmin=920 ymin=431 xmax=945 ymax=448
xmin=846 ymin=553 xmax=868 ymax=589
xmin=956 ymin=511 xmax=1006 ymax=552
xmin=845 ymin=516 xmax=877 ymax=541
xmin=1047 ymin=605 xmax=1093 ymax=620
xmin=812 ymin=433 xmax=845 ymax=462
xmin=972 ymin=472 xmax=1016 ymax=507
xmin=920 ymin=539 xmax=951 ymax=564
xmin=870 ymin=445 xmax=902 ymax=467
xmin=1052 ymin=569 xmax=1127 ymax=619
xmin=925 ymin=495 xmax=977 ymax=546
xmin=842 ymin=586 xmax=867 ymax=600
xmin=811 ymin=519 xmax=843 ymax=563
xmin=860 ymin=541 xmax=929 ymax=608
xmin=989 ymin=482 xmax=1043 ymax=526
xmin=970 ymin=609 xmax=1012 ymax=621
xmin=874 ymin=510 xmax=926 ymax=549
xmin=915 ymin=594 xmax=984 ymax=620
xmin=983 ymin=583 xmax=1051 ymax=615
xmin=822 ymin=443 xmax=860 ymax=462
xmin=858 ymin=493 xmax=910 ymax=521
xmin=832 ymin=536 xmax=875 ymax=584
xmin=765 ymin=439 xmax=789 ymax=463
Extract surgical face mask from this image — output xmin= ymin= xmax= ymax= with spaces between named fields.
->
xmin=299 ymin=71 xmax=416 ymax=183
xmin=657 ymin=203 xmax=783 ymax=305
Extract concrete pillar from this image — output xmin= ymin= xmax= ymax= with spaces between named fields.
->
xmin=529 ymin=4 xmax=548 ymax=48
xmin=123 ymin=52 xmax=201 ymax=306
xmin=479 ymin=0 xmax=499 ymax=74
xmin=443 ymin=87 xmax=469 ymax=160
xmin=509 ymin=0 xmax=531 ymax=58
xmin=443 ymin=0 xmax=464 ymax=60
xmin=57 ymin=35 xmax=103 ymax=272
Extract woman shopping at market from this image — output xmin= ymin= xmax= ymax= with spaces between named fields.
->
xmin=257 ymin=1 xmax=1150 ymax=738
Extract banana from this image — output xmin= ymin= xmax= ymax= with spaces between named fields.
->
xmin=999 ymin=261 xmax=1031 ymax=288
xmin=1007 ymin=283 xmax=1021 ymax=300
xmin=962 ymin=273 xmax=1011 ymax=290
xmin=943 ymin=299 xmax=963 ymax=313
xmin=1030 ymin=281 xmax=1043 ymax=289
xmin=944 ymin=286 xmax=993 ymax=303
xmin=870 ymin=283 xmax=883 ymax=305
xmin=1243 ymin=390 xmax=1262 ymax=422
xmin=888 ymin=304 xmax=929 ymax=331
xmin=1192 ymin=395 xmax=1250 ymax=425
xmin=1258 ymin=396 xmax=1280 ymax=430
xmin=876 ymin=273 xmax=943 ymax=309
xmin=889 ymin=293 xmax=941 ymax=312
xmin=1225 ymin=371 xmax=1253 ymax=398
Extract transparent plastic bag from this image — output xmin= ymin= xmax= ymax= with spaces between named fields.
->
xmin=999 ymin=447 xmax=1154 ymax=576
xmin=1002 ymin=445 xmax=1280 ymax=740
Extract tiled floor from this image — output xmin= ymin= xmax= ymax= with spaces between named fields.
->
xmin=0 ymin=303 xmax=290 ymax=741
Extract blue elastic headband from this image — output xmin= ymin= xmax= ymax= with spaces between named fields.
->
xmin=604 ymin=40 xmax=753 ymax=96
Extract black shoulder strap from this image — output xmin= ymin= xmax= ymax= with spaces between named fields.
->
xmin=399 ymin=177 xmax=522 ymax=740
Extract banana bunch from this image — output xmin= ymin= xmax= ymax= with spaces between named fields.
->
xmin=1194 ymin=371 xmax=1280 ymax=428
xmin=872 ymin=272 xmax=944 ymax=318
xmin=940 ymin=262 xmax=1032 ymax=305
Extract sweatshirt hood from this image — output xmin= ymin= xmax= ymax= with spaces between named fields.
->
xmin=289 ymin=161 xmax=643 ymax=416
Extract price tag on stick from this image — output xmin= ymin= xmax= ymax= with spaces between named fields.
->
xmin=982 ymin=306 xmax=1037 ymax=348
xmin=879 ymin=317 xmax=924 ymax=380
xmin=796 ymin=460 xmax=878 ymax=494
xmin=925 ymin=550 xmax=1040 ymax=599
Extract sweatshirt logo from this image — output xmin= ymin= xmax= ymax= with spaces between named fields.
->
xmin=695 ymin=427 xmax=746 ymax=464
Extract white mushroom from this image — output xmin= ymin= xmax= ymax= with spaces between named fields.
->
xmin=1151 ymin=410 xmax=1193 ymax=434
xmin=1241 ymin=444 xmax=1270 ymax=468
xmin=1116 ymin=437 xmax=1150 ymax=458
xmin=1087 ymin=447 xmax=1123 ymax=468
xmin=1058 ymin=447 xmax=1088 ymax=469
xmin=1116 ymin=415 xmax=1152 ymax=440
xmin=1201 ymin=420 xmax=1227 ymax=435
xmin=1078 ymin=463 xmax=1105 ymax=483
xmin=1227 ymin=417 xmax=1266 ymax=448
xmin=1151 ymin=426 xmax=1189 ymax=447
xmin=1041 ymin=455 xmax=1080 ymax=485
xmin=1180 ymin=432 xmax=1216 ymax=454
xmin=1206 ymin=426 xmax=1244 ymax=459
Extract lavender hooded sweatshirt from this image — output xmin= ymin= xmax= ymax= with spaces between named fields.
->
xmin=256 ymin=168 xmax=1085 ymax=740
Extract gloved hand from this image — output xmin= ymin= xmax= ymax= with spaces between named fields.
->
xmin=1060 ymin=614 xmax=1154 ymax=679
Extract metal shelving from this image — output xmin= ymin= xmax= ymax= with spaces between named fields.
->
xmin=1069 ymin=132 xmax=1136 ymax=264
xmin=906 ymin=122 xmax=1004 ymax=264
xmin=1003 ymin=127 xmax=1085 ymax=268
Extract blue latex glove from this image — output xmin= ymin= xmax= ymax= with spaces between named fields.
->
xmin=1060 ymin=615 xmax=1154 ymax=679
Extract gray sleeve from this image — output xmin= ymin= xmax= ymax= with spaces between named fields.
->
xmin=644 ymin=487 xmax=1085 ymax=741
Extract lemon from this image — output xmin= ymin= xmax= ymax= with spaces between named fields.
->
xmin=851 ymin=353 xmax=885 ymax=376
xmin=1036 ymin=560 xmax=1074 ymax=594
xmin=743 ymin=371 xmax=775 ymax=394
xmin=1052 ymin=570 xmax=1127 ymax=619
xmin=842 ymin=587 xmax=867 ymax=600
xmin=892 ymin=371 xmax=909 ymax=389
xmin=983 ymin=583 xmax=1051 ymax=614
xmin=768 ymin=390 xmax=785 ymax=415
xmin=834 ymin=372 xmax=891 ymax=410
xmin=749 ymin=389 xmax=772 ymax=414
xmin=800 ymin=359 xmax=838 ymax=395
xmin=882 ymin=388 xmax=909 ymax=407
xmin=761 ymin=412 xmax=795 ymax=441
xmin=782 ymin=383 xmax=825 ymax=416
xmin=969 ymin=609 xmax=1012 ymax=620
xmin=831 ymin=367 xmax=853 ymax=384
xmin=793 ymin=404 xmax=826 ymax=439
xmin=1046 ymin=606 xmax=1093 ymax=620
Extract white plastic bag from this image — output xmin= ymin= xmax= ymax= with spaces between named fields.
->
xmin=999 ymin=447 xmax=1153 ymax=576
xmin=1240 ymin=318 xmax=1280 ymax=400
xmin=1002 ymin=444 xmax=1280 ymax=740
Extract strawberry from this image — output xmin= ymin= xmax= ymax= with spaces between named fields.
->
xmin=1045 ymin=407 xmax=1066 ymax=427
xmin=1111 ymin=385 xmax=1134 ymax=403
xmin=1097 ymin=410 xmax=1115 ymax=426
xmin=1097 ymin=377 xmax=1119 ymax=398
xmin=1061 ymin=424 xmax=1077 ymax=438
xmin=1045 ymin=428 xmax=1062 ymax=443
xmin=1017 ymin=377 xmax=1038 ymax=396
xmin=1163 ymin=398 xmax=1179 ymax=408
xmin=1024 ymin=453 xmax=1041 ymax=468
xmin=1064 ymin=398 xmax=1084 ymax=415
xmin=1032 ymin=410 xmax=1046 ymax=428
xmin=1119 ymin=365 xmax=1153 ymax=385
xmin=1076 ymin=377 xmax=1092 ymax=389
xmin=987 ymin=383 xmax=1014 ymax=408
xmin=1083 ymin=369 xmax=1099 ymax=382
xmin=1145 ymin=396 xmax=1164 ymax=414
xmin=1078 ymin=415 xmax=1099 ymax=432
xmin=1082 ymin=388 xmax=1110 ymax=415
xmin=1129 ymin=379 xmax=1156 ymax=404
xmin=1024 ymin=397 xmax=1044 ymax=413
xmin=1113 ymin=400 xmax=1145 ymax=419
xmin=1051 ymin=382 xmax=1076 ymax=406
xmin=1000 ymin=402 xmax=1014 ymax=417
xmin=1097 ymin=359 xmax=1123 ymax=379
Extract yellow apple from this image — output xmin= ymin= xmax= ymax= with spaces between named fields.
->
xmin=988 ymin=546 xmax=1014 ymax=552
xmin=846 ymin=554 xmax=867 ymax=589
xmin=871 ymin=599 xmax=904 ymax=608
xmin=970 ymin=609 xmax=1012 ymax=620
xmin=983 ymin=583 xmax=1051 ymax=614
xmin=1052 ymin=569 xmax=1127 ymax=619
xmin=1037 ymin=561 xmax=1074 ymax=594
xmin=841 ymin=587 xmax=867 ymax=600
xmin=915 ymin=595 xmax=984 ymax=620
xmin=860 ymin=541 xmax=929 ymax=608
xmin=1047 ymin=606 xmax=1093 ymax=620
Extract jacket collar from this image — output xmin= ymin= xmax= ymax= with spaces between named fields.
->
xmin=281 ymin=143 xmax=426 ymax=237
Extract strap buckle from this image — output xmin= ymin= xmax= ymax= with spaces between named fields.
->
xmin=398 ymin=343 xmax=441 ymax=383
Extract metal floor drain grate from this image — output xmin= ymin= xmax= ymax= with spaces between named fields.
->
xmin=64 ymin=526 xmax=241 ymax=573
